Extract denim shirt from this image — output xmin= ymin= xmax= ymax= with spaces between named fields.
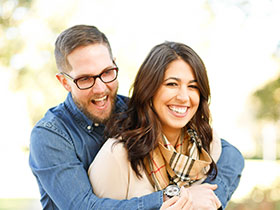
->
xmin=29 ymin=93 xmax=244 ymax=210
xmin=203 ymin=139 xmax=244 ymax=209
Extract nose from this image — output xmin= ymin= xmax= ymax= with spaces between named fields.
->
xmin=91 ymin=77 xmax=107 ymax=94
xmin=176 ymin=85 xmax=190 ymax=102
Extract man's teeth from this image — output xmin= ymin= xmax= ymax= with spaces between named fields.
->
xmin=169 ymin=106 xmax=187 ymax=114
xmin=94 ymin=96 xmax=107 ymax=102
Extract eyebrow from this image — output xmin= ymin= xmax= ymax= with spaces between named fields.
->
xmin=164 ymin=77 xmax=197 ymax=83
xmin=75 ymin=65 xmax=116 ymax=78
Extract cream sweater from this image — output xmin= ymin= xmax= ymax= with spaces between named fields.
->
xmin=88 ymin=131 xmax=221 ymax=199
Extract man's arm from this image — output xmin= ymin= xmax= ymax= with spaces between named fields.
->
xmin=203 ymin=139 xmax=245 ymax=209
xmin=29 ymin=123 xmax=163 ymax=210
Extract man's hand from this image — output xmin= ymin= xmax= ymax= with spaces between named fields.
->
xmin=160 ymin=187 xmax=193 ymax=210
xmin=187 ymin=183 xmax=221 ymax=210
xmin=160 ymin=183 xmax=221 ymax=210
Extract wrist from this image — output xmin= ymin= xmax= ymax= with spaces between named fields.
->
xmin=163 ymin=193 xmax=169 ymax=202
xmin=163 ymin=185 xmax=180 ymax=198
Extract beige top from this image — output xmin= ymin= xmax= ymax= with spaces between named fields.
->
xmin=88 ymin=131 xmax=221 ymax=199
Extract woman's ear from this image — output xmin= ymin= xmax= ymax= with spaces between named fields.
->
xmin=56 ymin=73 xmax=72 ymax=92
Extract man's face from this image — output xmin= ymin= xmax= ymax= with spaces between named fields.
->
xmin=66 ymin=44 xmax=118 ymax=123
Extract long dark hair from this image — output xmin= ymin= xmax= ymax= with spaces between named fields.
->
xmin=105 ymin=41 xmax=217 ymax=179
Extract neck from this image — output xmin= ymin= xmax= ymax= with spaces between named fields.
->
xmin=162 ymin=129 xmax=181 ymax=147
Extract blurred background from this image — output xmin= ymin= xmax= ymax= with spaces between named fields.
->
xmin=0 ymin=0 xmax=280 ymax=209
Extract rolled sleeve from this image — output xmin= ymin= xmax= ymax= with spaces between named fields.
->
xmin=139 ymin=191 xmax=163 ymax=210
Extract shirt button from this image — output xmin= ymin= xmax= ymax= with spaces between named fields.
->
xmin=94 ymin=123 xmax=99 ymax=127
xmin=87 ymin=125 xmax=92 ymax=130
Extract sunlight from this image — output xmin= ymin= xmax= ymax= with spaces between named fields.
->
xmin=1 ymin=1 xmax=280 ymax=209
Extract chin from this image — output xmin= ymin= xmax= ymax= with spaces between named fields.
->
xmin=94 ymin=109 xmax=113 ymax=124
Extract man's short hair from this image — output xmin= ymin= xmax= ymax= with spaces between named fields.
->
xmin=55 ymin=25 xmax=112 ymax=72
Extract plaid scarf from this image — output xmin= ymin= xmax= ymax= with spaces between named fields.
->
xmin=143 ymin=129 xmax=212 ymax=191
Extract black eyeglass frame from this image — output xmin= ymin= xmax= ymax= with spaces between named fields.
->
xmin=60 ymin=64 xmax=119 ymax=90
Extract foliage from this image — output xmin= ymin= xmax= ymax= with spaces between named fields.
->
xmin=0 ymin=0 xmax=32 ymax=65
xmin=0 ymin=0 xmax=68 ymax=125
xmin=252 ymin=75 xmax=280 ymax=122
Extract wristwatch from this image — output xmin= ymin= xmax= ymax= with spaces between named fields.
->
xmin=163 ymin=185 xmax=180 ymax=198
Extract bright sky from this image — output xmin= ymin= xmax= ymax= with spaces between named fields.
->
xmin=0 ymin=0 xmax=280 ymax=201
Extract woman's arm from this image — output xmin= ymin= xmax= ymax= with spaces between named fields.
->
xmin=88 ymin=139 xmax=130 ymax=199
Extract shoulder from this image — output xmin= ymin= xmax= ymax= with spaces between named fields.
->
xmin=30 ymin=101 xmax=74 ymax=147
xmin=88 ymin=138 xmax=129 ymax=175
xmin=220 ymin=139 xmax=245 ymax=169
xmin=33 ymin=93 xmax=81 ymax=132
xmin=91 ymin=138 xmax=129 ymax=170
xmin=98 ymin=138 xmax=127 ymax=159
xmin=115 ymin=94 xmax=129 ymax=112
xmin=210 ymin=129 xmax=222 ymax=163
xmin=32 ymin=104 xmax=66 ymax=131
xmin=34 ymin=100 xmax=68 ymax=126
xmin=116 ymin=94 xmax=129 ymax=103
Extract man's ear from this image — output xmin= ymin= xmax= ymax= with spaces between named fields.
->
xmin=56 ymin=73 xmax=72 ymax=92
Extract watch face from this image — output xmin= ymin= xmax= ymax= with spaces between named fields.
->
xmin=165 ymin=185 xmax=180 ymax=197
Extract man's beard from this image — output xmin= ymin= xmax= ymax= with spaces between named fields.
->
xmin=73 ymin=92 xmax=117 ymax=124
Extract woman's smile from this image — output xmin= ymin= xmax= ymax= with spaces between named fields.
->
xmin=168 ymin=105 xmax=188 ymax=114
xmin=152 ymin=58 xmax=200 ymax=137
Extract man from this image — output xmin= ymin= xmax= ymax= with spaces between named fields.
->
xmin=29 ymin=25 xmax=244 ymax=209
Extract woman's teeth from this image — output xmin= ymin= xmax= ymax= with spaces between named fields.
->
xmin=169 ymin=106 xmax=187 ymax=114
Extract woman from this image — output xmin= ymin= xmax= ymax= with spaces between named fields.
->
xmin=88 ymin=41 xmax=222 ymax=208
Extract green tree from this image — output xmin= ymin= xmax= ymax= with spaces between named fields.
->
xmin=253 ymin=75 xmax=280 ymax=122
xmin=251 ymin=53 xmax=280 ymax=159
xmin=0 ymin=0 xmax=71 ymax=125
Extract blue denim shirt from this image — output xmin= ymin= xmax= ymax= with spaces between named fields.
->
xmin=29 ymin=93 xmax=244 ymax=209
xmin=203 ymin=139 xmax=244 ymax=209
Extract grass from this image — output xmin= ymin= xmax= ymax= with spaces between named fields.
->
xmin=0 ymin=198 xmax=41 ymax=210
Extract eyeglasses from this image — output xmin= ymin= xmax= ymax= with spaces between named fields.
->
xmin=60 ymin=66 xmax=118 ymax=90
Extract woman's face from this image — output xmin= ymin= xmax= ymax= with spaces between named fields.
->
xmin=152 ymin=58 xmax=200 ymax=136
